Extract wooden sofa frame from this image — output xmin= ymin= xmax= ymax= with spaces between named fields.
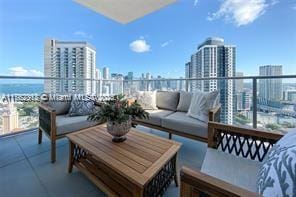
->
xmin=180 ymin=121 xmax=284 ymax=197
xmin=132 ymin=104 xmax=221 ymax=142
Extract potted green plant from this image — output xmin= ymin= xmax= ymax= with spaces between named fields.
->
xmin=88 ymin=94 xmax=149 ymax=142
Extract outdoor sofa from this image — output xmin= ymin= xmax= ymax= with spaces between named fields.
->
xmin=133 ymin=91 xmax=221 ymax=142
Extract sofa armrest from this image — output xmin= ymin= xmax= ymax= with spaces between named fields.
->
xmin=39 ymin=103 xmax=56 ymax=139
xmin=208 ymin=103 xmax=221 ymax=122
xmin=208 ymin=121 xmax=283 ymax=161
xmin=180 ymin=167 xmax=257 ymax=197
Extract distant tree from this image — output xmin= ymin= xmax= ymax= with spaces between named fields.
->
xmin=265 ymin=123 xmax=281 ymax=130
xmin=234 ymin=113 xmax=251 ymax=125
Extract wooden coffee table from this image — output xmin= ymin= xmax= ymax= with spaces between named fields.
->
xmin=67 ymin=125 xmax=181 ymax=197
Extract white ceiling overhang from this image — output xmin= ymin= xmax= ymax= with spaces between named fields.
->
xmin=74 ymin=0 xmax=176 ymax=24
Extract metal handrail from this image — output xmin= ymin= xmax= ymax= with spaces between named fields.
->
xmin=1 ymin=75 xmax=296 ymax=81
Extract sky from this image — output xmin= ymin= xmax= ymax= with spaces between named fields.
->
xmin=0 ymin=0 xmax=296 ymax=78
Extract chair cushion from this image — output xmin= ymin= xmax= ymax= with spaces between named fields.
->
xmin=161 ymin=112 xmax=208 ymax=138
xmin=257 ymin=131 xmax=296 ymax=196
xmin=156 ymin=91 xmax=180 ymax=111
xmin=46 ymin=101 xmax=71 ymax=115
xmin=177 ymin=91 xmax=192 ymax=112
xmin=56 ymin=115 xmax=100 ymax=135
xmin=136 ymin=109 xmax=174 ymax=126
xmin=201 ymin=148 xmax=261 ymax=192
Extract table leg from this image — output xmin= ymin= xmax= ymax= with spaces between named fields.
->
xmin=174 ymin=154 xmax=179 ymax=187
xmin=68 ymin=141 xmax=74 ymax=173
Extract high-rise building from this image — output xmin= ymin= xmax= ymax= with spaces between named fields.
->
xmin=103 ymin=67 xmax=110 ymax=80
xmin=95 ymin=68 xmax=101 ymax=80
xmin=146 ymin=73 xmax=152 ymax=90
xmin=44 ymin=39 xmax=96 ymax=94
xmin=127 ymin=72 xmax=133 ymax=81
xmin=259 ymin=65 xmax=283 ymax=101
xmin=187 ymin=37 xmax=236 ymax=124
xmin=283 ymin=90 xmax=296 ymax=102
xmin=111 ymin=73 xmax=124 ymax=95
xmin=2 ymin=103 xmax=19 ymax=134
xmin=235 ymin=91 xmax=251 ymax=112
xmin=185 ymin=62 xmax=192 ymax=78
xmin=235 ymin=72 xmax=244 ymax=93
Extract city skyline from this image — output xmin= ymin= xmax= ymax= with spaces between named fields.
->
xmin=0 ymin=0 xmax=295 ymax=78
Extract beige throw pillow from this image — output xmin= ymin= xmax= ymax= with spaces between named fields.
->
xmin=136 ymin=91 xmax=157 ymax=110
xmin=187 ymin=90 xmax=219 ymax=122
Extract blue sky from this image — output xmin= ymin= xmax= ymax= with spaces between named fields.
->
xmin=0 ymin=0 xmax=296 ymax=78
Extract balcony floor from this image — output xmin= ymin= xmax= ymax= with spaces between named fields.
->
xmin=0 ymin=126 xmax=207 ymax=197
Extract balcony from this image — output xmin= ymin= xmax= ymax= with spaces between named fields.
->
xmin=0 ymin=75 xmax=296 ymax=196
xmin=1 ymin=125 xmax=207 ymax=196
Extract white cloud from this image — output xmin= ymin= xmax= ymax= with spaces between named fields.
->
xmin=161 ymin=40 xmax=173 ymax=47
xmin=270 ymin=0 xmax=279 ymax=6
xmin=193 ymin=0 xmax=199 ymax=7
xmin=9 ymin=66 xmax=43 ymax=77
xmin=73 ymin=31 xmax=93 ymax=39
xmin=129 ymin=39 xmax=151 ymax=53
xmin=207 ymin=0 xmax=273 ymax=26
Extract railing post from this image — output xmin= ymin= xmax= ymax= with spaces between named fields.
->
xmin=185 ymin=80 xmax=189 ymax=92
xmin=99 ymin=79 xmax=102 ymax=97
xmin=146 ymin=80 xmax=149 ymax=91
xmin=252 ymin=78 xmax=257 ymax=128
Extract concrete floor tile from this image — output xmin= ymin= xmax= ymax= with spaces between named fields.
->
xmin=15 ymin=131 xmax=68 ymax=158
xmin=0 ymin=160 xmax=48 ymax=197
xmin=0 ymin=137 xmax=25 ymax=168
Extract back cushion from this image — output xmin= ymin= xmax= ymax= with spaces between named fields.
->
xmin=47 ymin=101 xmax=71 ymax=115
xmin=156 ymin=91 xmax=180 ymax=111
xmin=177 ymin=91 xmax=192 ymax=112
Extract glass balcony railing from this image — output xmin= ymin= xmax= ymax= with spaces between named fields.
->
xmin=0 ymin=75 xmax=296 ymax=137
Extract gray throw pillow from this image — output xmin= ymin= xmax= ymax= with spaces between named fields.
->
xmin=156 ymin=91 xmax=180 ymax=111
xmin=68 ymin=100 xmax=96 ymax=116
xmin=177 ymin=91 xmax=192 ymax=112
xmin=257 ymin=131 xmax=296 ymax=196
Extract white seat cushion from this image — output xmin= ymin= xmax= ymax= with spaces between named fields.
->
xmin=137 ymin=109 xmax=174 ymax=126
xmin=201 ymin=148 xmax=261 ymax=192
xmin=56 ymin=115 xmax=100 ymax=135
xmin=162 ymin=112 xmax=208 ymax=138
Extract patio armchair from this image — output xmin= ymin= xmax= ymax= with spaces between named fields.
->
xmin=180 ymin=121 xmax=285 ymax=196
xmin=38 ymin=101 xmax=102 ymax=163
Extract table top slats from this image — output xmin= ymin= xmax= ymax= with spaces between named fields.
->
xmin=95 ymin=129 xmax=162 ymax=162
xmin=67 ymin=125 xmax=181 ymax=187
xmin=88 ymin=129 xmax=157 ymax=163
xmin=122 ymin=134 xmax=168 ymax=154
xmin=130 ymin=128 xmax=175 ymax=146
xmin=78 ymin=133 xmax=147 ymax=173
xmin=83 ymin=131 xmax=153 ymax=168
